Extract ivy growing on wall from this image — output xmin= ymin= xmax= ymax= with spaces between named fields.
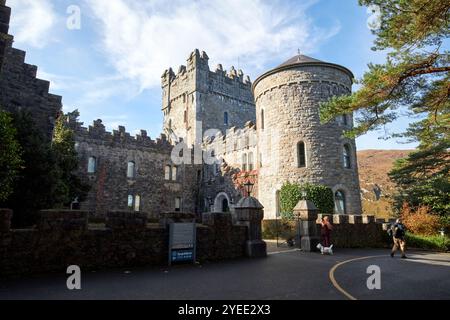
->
xmin=279 ymin=182 xmax=334 ymax=219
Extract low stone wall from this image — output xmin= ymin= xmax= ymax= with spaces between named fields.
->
xmin=0 ymin=210 xmax=247 ymax=277
xmin=262 ymin=214 xmax=390 ymax=248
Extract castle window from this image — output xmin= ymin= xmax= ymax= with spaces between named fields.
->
xmin=165 ymin=165 xmax=171 ymax=180
xmin=175 ymin=197 xmax=182 ymax=212
xmin=168 ymin=119 xmax=172 ymax=130
xmin=248 ymin=152 xmax=254 ymax=171
xmin=184 ymin=110 xmax=188 ymax=124
xmin=172 ymin=166 xmax=178 ymax=181
xmin=127 ymin=161 xmax=135 ymax=179
xmin=275 ymin=190 xmax=281 ymax=218
xmin=134 ymin=195 xmax=141 ymax=212
xmin=88 ymin=157 xmax=97 ymax=173
xmin=261 ymin=109 xmax=265 ymax=130
xmin=343 ymin=144 xmax=351 ymax=169
xmin=297 ymin=142 xmax=306 ymax=168
xmin=127 ymin=195 xmax=134 ymax=209
xmin=242 ymin=153 xmax=248 ymax=171
xmin=335 ymin=190 xmax=347 ymax=214
xmin=342 ymin=114 xmax=348 ymax=126
xmin=224 ymin=112 xmax=229 ymax=126
xmin=259 ymin=153 xmax=263 ymax=167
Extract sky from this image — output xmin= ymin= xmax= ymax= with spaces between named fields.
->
xmin=6 ymin=0 xmax=420 ymax=150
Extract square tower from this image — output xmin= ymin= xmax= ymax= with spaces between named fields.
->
xmin=161 ymin=49 xmax=256 ymax=146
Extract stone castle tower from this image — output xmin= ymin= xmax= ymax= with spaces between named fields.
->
xmin=253 ymin=54 xmax=362 ymax=217
xmin=161 ymin=49 xmax=255 ymax=146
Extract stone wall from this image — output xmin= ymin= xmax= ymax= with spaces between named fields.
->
xmin=0 ymin=1 xmax=62 ymax=141
xmin=70 ymin=117 xmax=201 ymax=218
xmin=0 ymin=210 xmax=247 ymax=277
xmin=262 ymin=214 xmax=389 ymax=248
xmin=161 ymin=49 xmax=255 ymax=146
xmin=253 ymin=64 xmax=362 ymax=218
xmin=0 ymin=1 xmax=12 ymax=73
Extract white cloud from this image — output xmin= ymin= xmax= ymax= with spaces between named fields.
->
xmin=85 ymin=0 xmax=340 ymax=90
xmin=7 ymin=0 xmax=58 ymax=48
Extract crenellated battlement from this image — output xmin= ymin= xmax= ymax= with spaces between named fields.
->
xmin=161 ymin=49 xmax=253 ymax=91
xmin=69 ymin=116 xmax=171 ymax=151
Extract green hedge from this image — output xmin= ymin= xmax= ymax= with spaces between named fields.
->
xmin=405 ymin=233 xmax=449 ymax=251
xmin=279 ymin=182 xmax=334 ymax=219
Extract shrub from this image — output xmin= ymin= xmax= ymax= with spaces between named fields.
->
xmin=405 ymin=233 xmax=449 ymax=251
xmin=401 ymin=203 xmax=441 ymax=236
xmin=279 ymin=182 xmax=334 ymax=219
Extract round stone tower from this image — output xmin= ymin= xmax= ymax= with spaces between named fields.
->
xmin=252 ymin=54 xmax=362 ymax=218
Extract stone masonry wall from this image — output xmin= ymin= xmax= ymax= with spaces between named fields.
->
xmin=0 ymin=210 xmax=247 ymax=277
xmin=262 ymin=214 xmax=389 ymax=248
xmin=161 ymin=49 xmax=255 ymax=146
xmin=70 ymin=117 xmax=201 ymax=218
xmin=0 ymin=1 xmax=62 ymax=141
xmin=0 ymin=1 xmax=12 ymax=73
xmin=254 ymin=65 xmax=362 ymax=218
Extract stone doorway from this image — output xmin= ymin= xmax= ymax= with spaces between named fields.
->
xmin=214 ymin=192 xmax=231 ymax=213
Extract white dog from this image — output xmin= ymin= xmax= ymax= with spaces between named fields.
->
xmin=317 ymin=243 xmax=334 ymax=255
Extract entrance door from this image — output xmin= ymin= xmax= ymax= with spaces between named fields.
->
xmin=222 ymin=198 xmax=229 ymax=212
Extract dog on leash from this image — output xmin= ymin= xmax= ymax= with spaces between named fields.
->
xmin=317 ymin=243 xmax=334 ymax=255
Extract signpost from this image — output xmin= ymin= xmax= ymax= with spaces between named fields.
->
xmin=169 ymin=222 xmax=196 ymax=266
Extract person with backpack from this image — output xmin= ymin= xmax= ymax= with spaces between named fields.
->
xmin=388 ymin=218 xmax=407 ymax=259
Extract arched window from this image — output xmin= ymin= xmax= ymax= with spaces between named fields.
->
xmin=242 ymin=153 xmax=248 ymax=171
xmin=172 ymin=166 xmax=178 ymax=181
xmin=275 ymin=190 xmax=281 ymax=217
xmin=88 ymin=157 xmax=97 ymax=173
xmin=342 ymin=114 xmax=348 ymax=126
xmin=261 ymin=109 xmax=265 ymax=130
xmin=127 ymin=161 xmax=135 ymax=179
xmin=134 ymin=195 xmax=141 ymax=212
xmin=297 ymin=142 xmax=306 ymax=168
xmin=224 ymin=112 xmax=229 ymax=126
xmin=127 ymin=195 xmax=134 ymax=209
xmin=165 ymin=165 xmax=171 ymax=180
xmin=175 ymin=197 xmax=182 ymax=212
xmin=335 ymin=190 xmax=347 ymax=214
xmin=248 ymin=152 xmax=254 ymax=171
xmin=343 ymin=144 xmax=351 ymax=169
xmin=168 ymin=119 xmax=172 ymax=130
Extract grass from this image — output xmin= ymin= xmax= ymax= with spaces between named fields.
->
xmin=405 ymin=232 xmax=449 ymax=252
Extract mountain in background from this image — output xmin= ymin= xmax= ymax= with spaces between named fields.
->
xmin=357 ymin=149 xmax=412 ymax=219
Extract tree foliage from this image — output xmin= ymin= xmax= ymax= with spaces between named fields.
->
xmin=320 ymin=0 xmax=449 ymax=139
xmin=1 ymin=110 xmax=89 ymax=227
xmin=320 ymin=0 xmax=449 ymax=218
xmin=279 ymin=182 xmax=334 ymax=219
xmin=0 ymin=110 xmax=22 ymax=202
xmin=389 ymin=142 xmax=449 ymax=215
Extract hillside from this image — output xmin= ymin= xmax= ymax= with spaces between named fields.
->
xmin=357 ymin=149 xmax=413 ymax=219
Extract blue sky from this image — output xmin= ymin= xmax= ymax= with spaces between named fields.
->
xmin=6 ymin=0 xmax=420 ymax=150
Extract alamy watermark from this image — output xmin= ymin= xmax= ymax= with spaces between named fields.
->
xmin=366 ymin=265 xmax=381 ymax=290
xmin=66 ymin=5 xmax=82 ymax=30
xmin=66 ymin=265 xmax=81 ymax=290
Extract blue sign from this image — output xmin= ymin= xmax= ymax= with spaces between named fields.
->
xmin=171 ymin=249 xmax=194 ymax=262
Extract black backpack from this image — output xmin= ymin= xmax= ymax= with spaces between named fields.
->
xmin=394 ymin=224 xmax=405 ymax=238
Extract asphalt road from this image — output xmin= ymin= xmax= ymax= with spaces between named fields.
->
xmin=0 ymin=248 xmax=449 ymax=300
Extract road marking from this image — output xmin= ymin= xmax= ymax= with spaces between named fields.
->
xmin=268 ymin=249 xmax=301 ymax=255
xmin=329 ymin=255 xmax=385 ymax=300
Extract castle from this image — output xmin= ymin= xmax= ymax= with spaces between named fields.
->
xmin=0 ymin=0 xmax=362 ymax=220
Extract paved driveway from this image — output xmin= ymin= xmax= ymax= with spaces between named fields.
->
xmin=0 ymin=249 xmax=449 ymax=300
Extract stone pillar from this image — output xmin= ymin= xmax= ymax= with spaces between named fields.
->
xmin=0 ymin=209 xmax=12 ymax=233
xmin=235 ymin=197 xmax=267 ymax=258
xmin=293 ymin=200 xmax=320 ymax=252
